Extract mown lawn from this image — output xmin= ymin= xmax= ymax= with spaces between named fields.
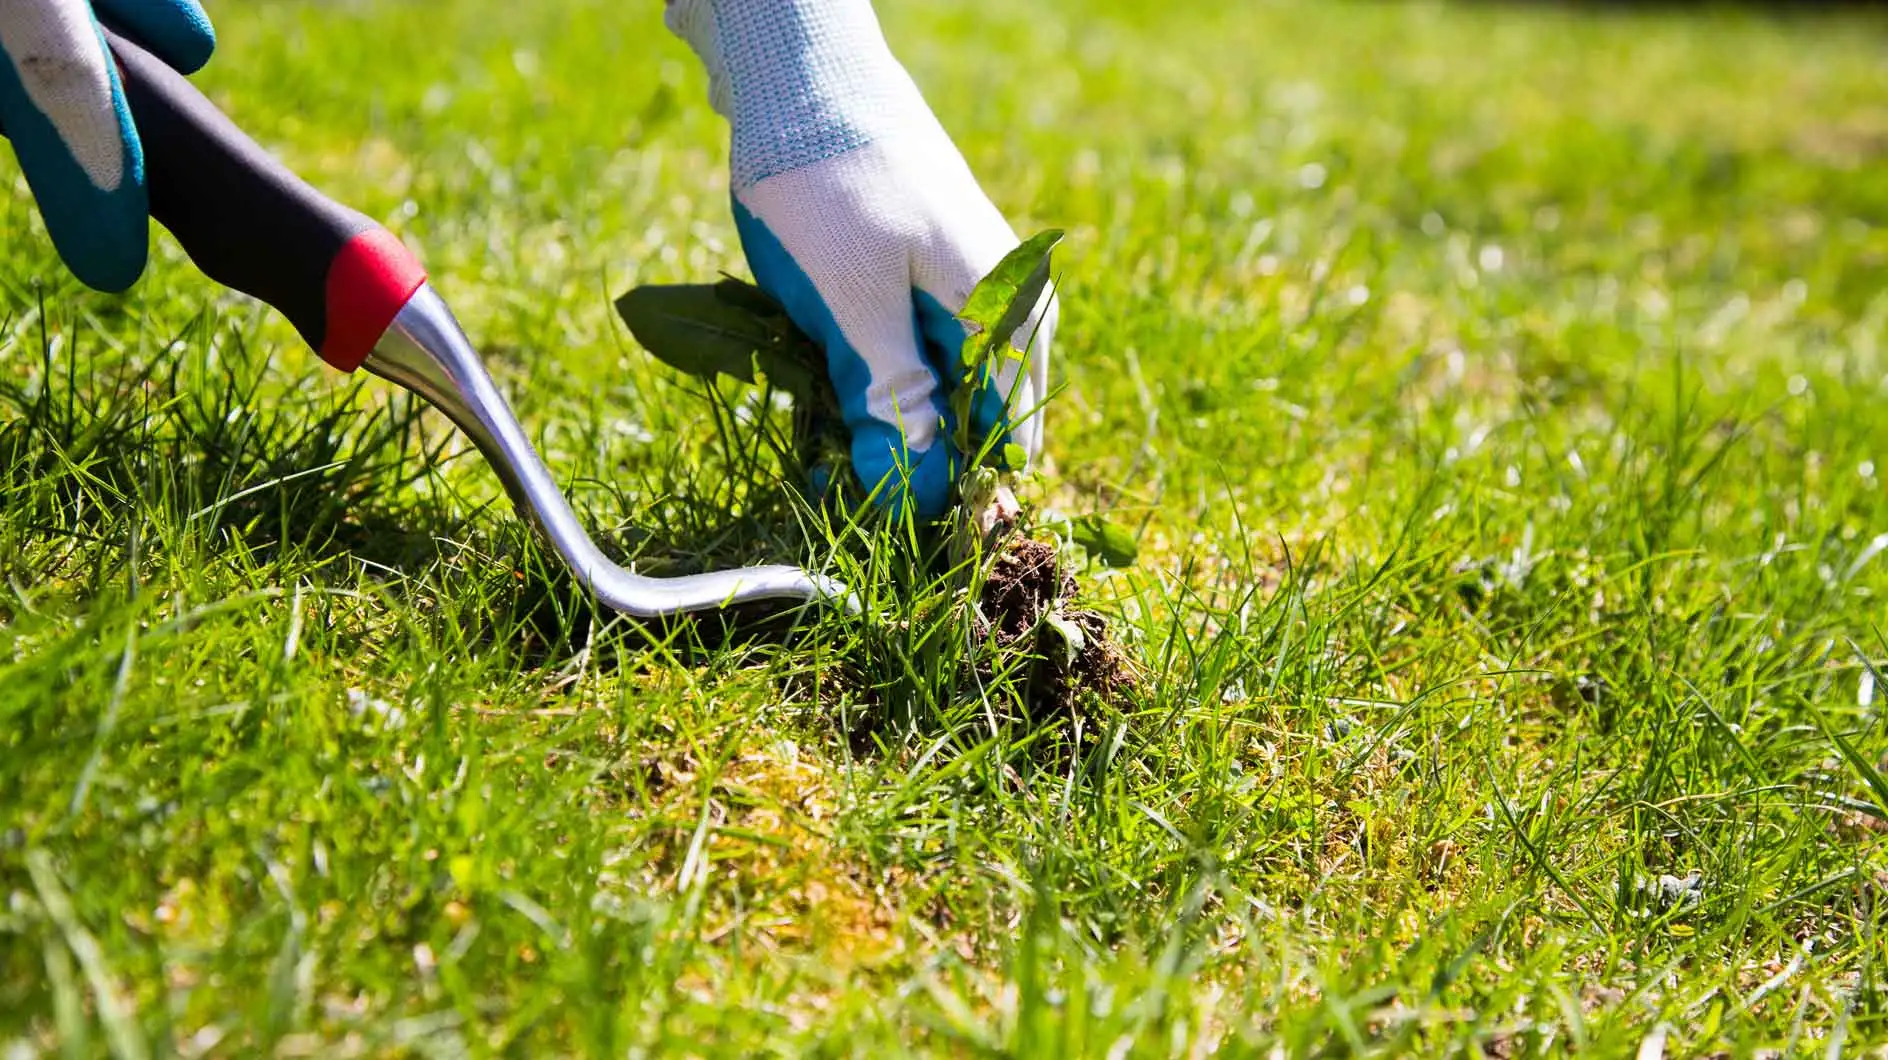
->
xmin=4 ymin=0 xmax=1887 ymax=1054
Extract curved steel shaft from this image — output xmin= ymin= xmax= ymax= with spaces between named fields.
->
xmin=364 ymin=284 xmax=851 ymax=618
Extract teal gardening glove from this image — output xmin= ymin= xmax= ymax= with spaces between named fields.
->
xmin=666 ymin=0 xmax=1056 ymax=521
xmin=0 ymin=0 xmax=216 ymax=291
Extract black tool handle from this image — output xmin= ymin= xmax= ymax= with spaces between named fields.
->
xmin=106 ymin=26 xmax=426 ymax=370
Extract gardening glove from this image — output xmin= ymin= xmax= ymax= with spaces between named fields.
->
xmin=0 ymin=0 xmax=216 ymax=291
xmin=666 ymin=0 xmax=1055 ymax=521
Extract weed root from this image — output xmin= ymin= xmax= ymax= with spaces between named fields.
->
xmin=979 ymin=538 xmax=1137 ymax=719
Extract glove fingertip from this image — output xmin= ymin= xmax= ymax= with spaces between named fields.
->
xmin=853 ymin=434 xmax=954 ymax=523
xmin=170 ymin=21 xmax=215 ymax=75
xmin=905 ymin=448 xmax=955 ymax=522
xmin=0 ymin=82 xmax=150 ymax=291
xmin=69 ymin=239 xmax=148 ymax=293
xmin=52 ymin=179 xmax=150 ymax=292
xmin=95 ymin=0 xmax=217 ymax=73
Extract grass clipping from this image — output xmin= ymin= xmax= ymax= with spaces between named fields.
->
xmin=616 ymin=232 xmax=1138 ymax=718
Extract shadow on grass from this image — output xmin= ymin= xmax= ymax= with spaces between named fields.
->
xmin=0 ymin=328 xmax=446 ymax=559
xmin=0 ymin=322 xmax=829 ymax=668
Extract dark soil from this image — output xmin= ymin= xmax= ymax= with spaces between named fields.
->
xmin=979 ymin=538 xmax=1137 ymax=719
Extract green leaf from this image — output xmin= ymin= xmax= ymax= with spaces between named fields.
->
xmin=711 ymin=276 xmax=792 ymax=319
xmin=957 ymin=229 xmax=1064 ymax=371
xmin=614 ymin=281 xmax=835 ymax=414
xmin=1002 ymin=443 xmax=1028 ymax=470
xmin=950 ymin=229 xmax=1064 ymax=467
xmin=615 ymin=283 xmax=773 ymax=382
xmin=1043 ymin=611 xmax=1086 ymax=667
xmin=1071 ymin=515 xmax=1139 ymax=568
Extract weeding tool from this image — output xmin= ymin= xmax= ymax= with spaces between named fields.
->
xmin=69 ymin=28 xmax=851 ymax=618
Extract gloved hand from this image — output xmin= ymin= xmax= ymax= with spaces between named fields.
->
xmin=0 ymin=0 xmax=216 ymax=291
xmin=666 ymin=0 xmax=1054 ymax=521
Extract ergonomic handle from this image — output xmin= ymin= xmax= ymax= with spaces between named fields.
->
xmin=104 ymin=26 xmax=426 ymax=372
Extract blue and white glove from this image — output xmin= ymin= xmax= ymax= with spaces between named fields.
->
xmin=666 ymin=0 xmax=1054 ymax=521
xmin=0 ymin=0 xmax=216 ymax=291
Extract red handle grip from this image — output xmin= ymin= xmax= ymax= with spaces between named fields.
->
xmin=318 ymin=229 xmax=427 ymax=371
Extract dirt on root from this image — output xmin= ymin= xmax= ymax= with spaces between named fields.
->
xmin=978 ymin=538 xmax=1137 ymax=719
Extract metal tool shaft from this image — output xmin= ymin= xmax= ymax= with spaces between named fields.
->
xmin=366 ymin=285 xmax=851 ymax=617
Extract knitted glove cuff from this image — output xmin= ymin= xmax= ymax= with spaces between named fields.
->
xmin=665 ymin=0 xmax=929 ymax=191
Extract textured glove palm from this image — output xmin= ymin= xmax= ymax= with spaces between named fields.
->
xmin=667 ymin=0 xmax=1053 ymax=521
xmin=0 ymin=0 xmax=215 ymax=291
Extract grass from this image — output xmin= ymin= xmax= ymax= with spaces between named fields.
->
xmin=4 ymin=0 xmax=1888 ymax=1053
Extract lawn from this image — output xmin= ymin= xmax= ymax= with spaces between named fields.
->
xmin=4 ymin=0 xmax=1888 ymax=1054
